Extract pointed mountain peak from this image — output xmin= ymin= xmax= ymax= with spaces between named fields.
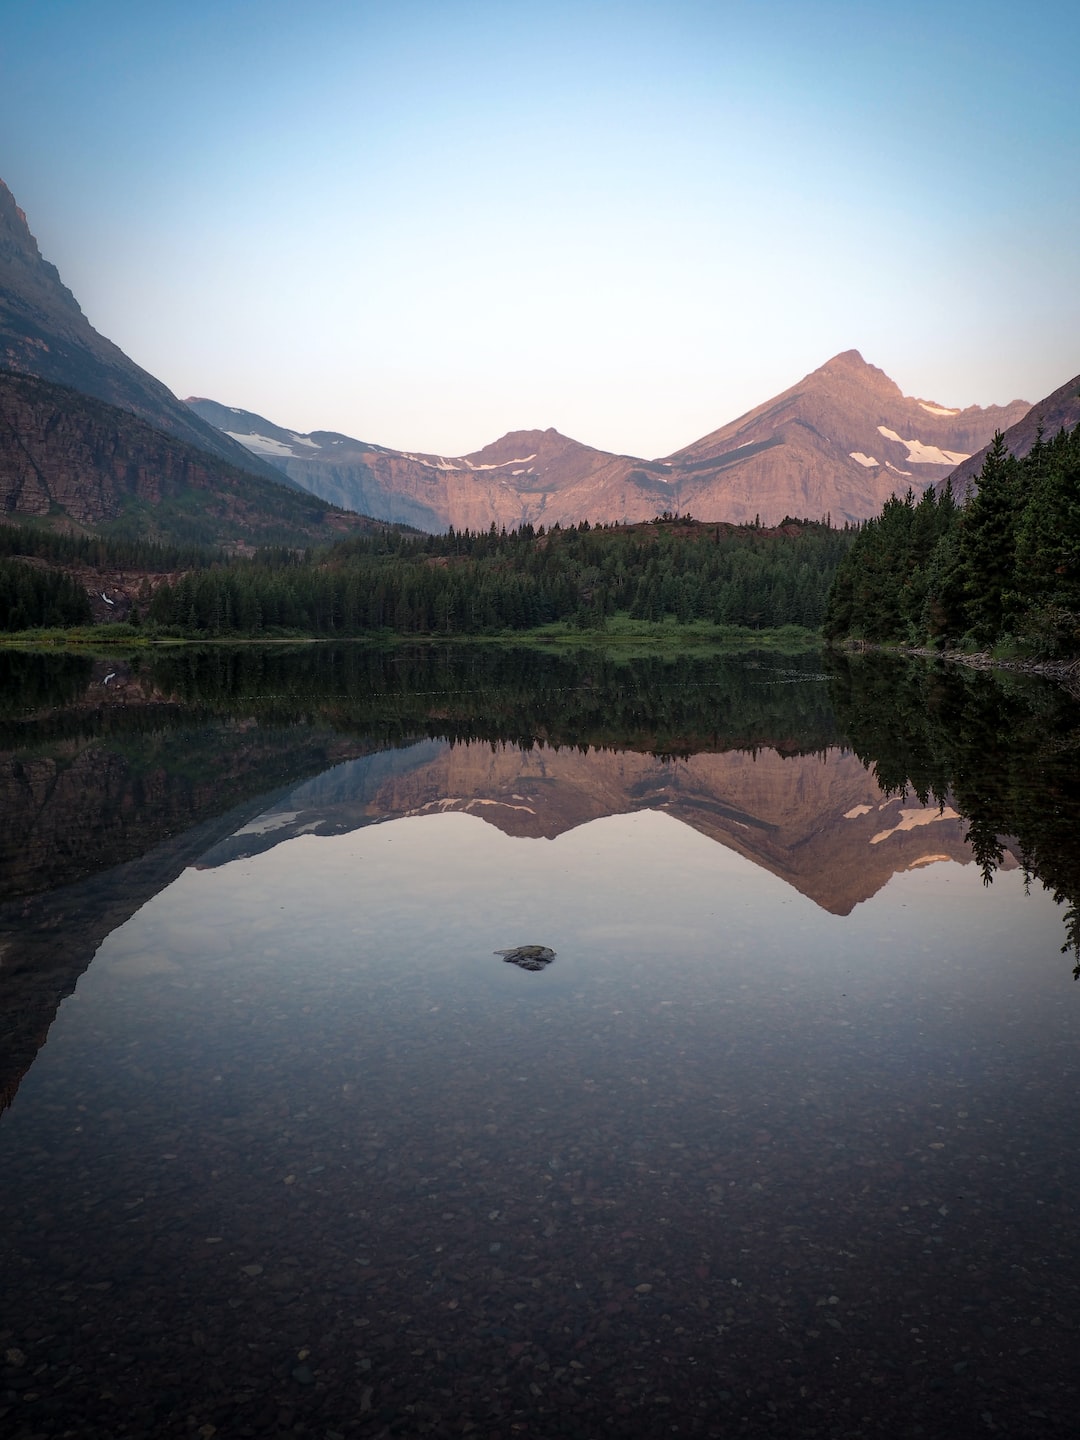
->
xmin=822 ymin=348 xmax=868 ymax=368
xmin=0 ymin=177 xmax=34 ymax=247
xmin=814 ymin=349 xmax=901 ymax=396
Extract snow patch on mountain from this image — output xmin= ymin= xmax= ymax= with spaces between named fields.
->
xmin=225 ymin=431 xmax=298 ymax=458
xmin=400 ymin=453 xmax=463 ymax=471
xmin=918 ymin=402 xmax=961 ymax=417
xmin=849 ymin=452 xmax=879 ymax=468
xmin=877 ymin=427 xmax=969 ymax=465
xmin=462 ymin=454 xmax=539 ymax=471
xmin=869 ymin=806 xmax=960 ymax=845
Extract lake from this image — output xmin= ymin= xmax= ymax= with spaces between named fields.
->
xmin=1 ymin=644 xmax=1078 ymax=1439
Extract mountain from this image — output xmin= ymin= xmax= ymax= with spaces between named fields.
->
xmin=0 ymin=179 xmax=283 ymax=480
xmin=0 ymin=181 xmax=382 ymax=547
xmin=190 ymin=352 xmax=1030 ymax=530
xmin=947 ymin=369 xmax=1080 ymax=494
xmin=0 ymin=370 xmax=374 ymax=548
xmin=666 ymin=349 xmax=1029 ymax=522
xmin=186 ymin=399 xmax=651 ymax=532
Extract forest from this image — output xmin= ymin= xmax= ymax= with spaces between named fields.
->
xmin=0 ymin=557 xmax=93 ymax=631
xmin=140 ymin=516 xmax=852 ymax=637
xmin=824 ymin=421 xmax=1080 ymax=657
xmin=5 ymin=420 xmax=1077 ymax=650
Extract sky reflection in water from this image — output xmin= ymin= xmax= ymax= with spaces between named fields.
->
xmin=2 ymin=662 xmax=1079 ymax=1438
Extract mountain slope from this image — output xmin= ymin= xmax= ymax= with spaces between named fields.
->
xmin=186 ymin=399 xmax=663 ymax=532
xmin=192 ymin=352 xmax=1030 ymax=530
xmin=668 ymin=349 xmax=1030 ymax=523
xmin=0 ymin=179 xmax=281 ymax=481
xmin=947 ymin=369 xmax=1080 ymax=494
xmin=0 ymin=370 xmax=369 ymax=548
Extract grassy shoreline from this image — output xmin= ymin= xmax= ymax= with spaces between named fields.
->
xmin=0 ymin=617 xmax=823 ymax=656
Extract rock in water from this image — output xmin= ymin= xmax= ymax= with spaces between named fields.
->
xmin=495 ymin=945 xmax=556 ymax=973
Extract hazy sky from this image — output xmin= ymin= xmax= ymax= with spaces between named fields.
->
xmin=3 ymin=0 xmax=1078 ymax=457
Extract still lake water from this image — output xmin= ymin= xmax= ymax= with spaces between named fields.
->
xmin=1 ymin=645 xmax=1078 ymax=1438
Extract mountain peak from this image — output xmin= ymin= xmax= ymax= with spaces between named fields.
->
xmin=814 ymin=349 xmax=900 ymax=396
xmin=0 ymin=177 xmax=286 ymax=478
xmin=823 ymin=348 xmax=868 ymax=368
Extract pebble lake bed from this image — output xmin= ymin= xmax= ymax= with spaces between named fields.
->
xmin=1 ymin=644 xmax=1078 ymax=1438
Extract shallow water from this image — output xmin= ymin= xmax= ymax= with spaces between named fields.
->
xmin=1 ymin=648 xmax=1078 ymax=1438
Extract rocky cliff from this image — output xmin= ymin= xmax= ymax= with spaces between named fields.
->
xmin=0 ymin=179 xmax=282 ymax=479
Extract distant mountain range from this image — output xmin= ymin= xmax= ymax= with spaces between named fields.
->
xmin=189 ymin=352 xmax=1031 ymax=530
xmin=2 ymin=175 xmax=1070 ymax=542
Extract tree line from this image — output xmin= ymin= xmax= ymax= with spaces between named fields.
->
xmin=0 ymin=558 xmax=93 ymax=631
xmin=144 ymin=516 xmax=853 ymax=636
xmin=824 ymin=422 xmax=1080 ymax=656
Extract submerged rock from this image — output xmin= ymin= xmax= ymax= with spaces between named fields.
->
xmin=495 ymin=945 xmax=556 ymax=973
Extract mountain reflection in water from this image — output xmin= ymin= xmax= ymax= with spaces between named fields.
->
xmin=196 ymin=739 xmax=980 ymax=916
xmin=1 ymin=644 xmax=1078 ymax=1438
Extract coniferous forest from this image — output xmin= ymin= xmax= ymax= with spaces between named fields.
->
xmin=139 ymin=517 xmax=851 ymax=637
xmin=824 ymin=422 xmax=1080 ymax=657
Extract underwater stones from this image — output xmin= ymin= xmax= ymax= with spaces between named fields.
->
xmin=494 ymin=945 xmax=556 ymax=973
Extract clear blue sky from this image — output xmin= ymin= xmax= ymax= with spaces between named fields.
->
xmin=3 ymin=0 xmax=1077 ymax=456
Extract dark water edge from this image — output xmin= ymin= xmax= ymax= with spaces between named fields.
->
xmin=1 ymin=645 xmax=1079 ymax=1439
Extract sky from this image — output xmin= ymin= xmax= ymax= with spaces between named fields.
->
xmin=2 ymin=0 xmax=1078 ymax=458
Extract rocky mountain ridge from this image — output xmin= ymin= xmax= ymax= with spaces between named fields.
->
xmin=947 ymin=368 xmax=1080 ymax=494
xmin=0 ymin=179 xmax=282 ymax=480
xmin=190 ymin=351 xmax=1031 ymax=531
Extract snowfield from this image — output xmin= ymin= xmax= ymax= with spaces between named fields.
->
xmin=877 ymin=427 xmax=969 ymax=466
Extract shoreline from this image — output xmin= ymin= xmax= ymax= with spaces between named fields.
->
xmin=836 ymin=640 xmax=1080 ymax=697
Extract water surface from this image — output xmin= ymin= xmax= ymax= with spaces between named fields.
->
xmin=1 ymin=646 xmax=1078 ymax=1438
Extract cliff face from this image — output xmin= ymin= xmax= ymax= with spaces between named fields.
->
xmin=0 ymin=179 xmax=281 ymax=479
